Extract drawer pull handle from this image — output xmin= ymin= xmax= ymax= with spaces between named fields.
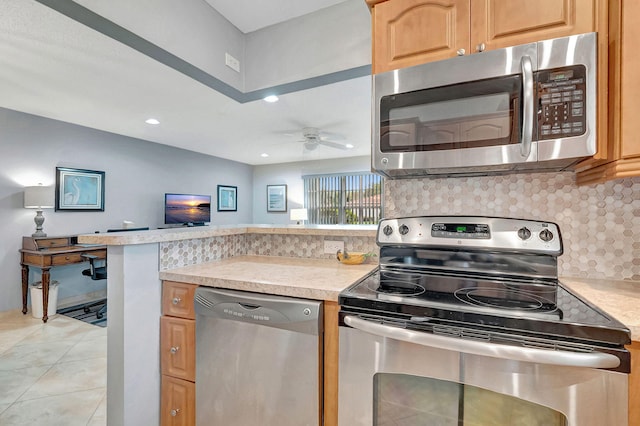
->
xmin=172 ymin=297 xmax=182 ymax=305
xmin=170 ymin=408 xmax=180 ymax=417
xmin=65 ymin=256 xmax=70 ymax=260
xmin=170 ymin=346 xmax=180 ymax=354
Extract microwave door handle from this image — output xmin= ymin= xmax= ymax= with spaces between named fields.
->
xmin=343 ymin=315 xmax=620 ymax=369
xmin=520 ymin=55 xmax=534 ymax=158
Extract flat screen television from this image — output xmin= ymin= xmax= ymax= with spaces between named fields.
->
xmin=164 ymin=193 xmax=211 ymax=226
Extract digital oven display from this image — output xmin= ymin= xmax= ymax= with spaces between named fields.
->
xmin=431 ymin=223 xmax=490 ymax=239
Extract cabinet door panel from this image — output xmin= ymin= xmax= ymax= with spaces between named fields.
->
xmin=161 ymin=375 xmax=195 ymax=426
xmin=620 ymin=0 xmax=640 ymax=159
xmin=161 ymin=317 xmax=196 ymax=381
xmin=471 ymin=0 xmax=594 ymax=52
xmin=163 ymin=281 xmax=197 ymax=319
xmin=373 ymin=0 xmax=470 ymax=73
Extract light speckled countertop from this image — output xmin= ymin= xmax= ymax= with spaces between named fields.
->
xmin=159 ymin=255 xmax=377 ymax=301
xmin=77 ymin=224 xmax=377 ymax=245
xmin=160 ymin=258 xmax=640 ymax=340
xmin=561 ymin=277 xmax=640 ymax=341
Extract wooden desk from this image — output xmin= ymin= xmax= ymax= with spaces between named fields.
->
xmin=20 ymin=235 xmax=106 ymax=322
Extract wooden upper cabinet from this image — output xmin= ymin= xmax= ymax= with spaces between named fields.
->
xmin=471 ymin=0 xmax=595 ymax=53
xmin=619 ymin=0 xmax=640 ymax=160
xmin=372 ymin=0 xmax=470 ymax=74
xmin=370 ymin=0 xmax=595 ymax=74
xmin=576 ymin=0 xmax=640 ymax=184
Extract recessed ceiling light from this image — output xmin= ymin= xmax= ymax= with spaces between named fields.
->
xmin=145 ymin=118 xmax=160 ymax=125
xmin=263 ymin=95 xmax=279 ymax=103
xmin=260 ymin=153 xmax=269 ymax=158
xmin=345 ymin=143 xmax=354 ymax=149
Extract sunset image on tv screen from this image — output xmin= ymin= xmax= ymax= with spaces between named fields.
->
xmin=165 ymin=194 xmax=211 ymax=224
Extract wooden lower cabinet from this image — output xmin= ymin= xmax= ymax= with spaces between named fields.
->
xmin=323 ymin=301 xmax=340 ymax=426
xmin=629 ymin=341 xmax=640 ymax=426
xmin=161 ymin=375 xmax=195 ymax=426
xmin=161 ymin=281 xmax=197 ymax=426
xmin=160 ymin=280 xmax=339 ymax=425
xmin=160 ymin=316 xmax=196 ymax=382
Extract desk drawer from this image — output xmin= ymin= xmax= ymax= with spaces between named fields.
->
xmin=37 ymin=238 xmax=71 ymax=249
xmin=51 ymin=250 xmax=106 ymax=266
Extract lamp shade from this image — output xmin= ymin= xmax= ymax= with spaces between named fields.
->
xmin=290 ymin=208 xmax=308 ymax=222
xmin=24 ymin=185 xmax=54 ymax=209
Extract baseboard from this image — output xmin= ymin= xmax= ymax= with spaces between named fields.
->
xmin=56 ymin=290 xmax=107 ymax=310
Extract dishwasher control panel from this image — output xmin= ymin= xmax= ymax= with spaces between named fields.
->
xmin=194 ymin=287 xmax=322 ymax=335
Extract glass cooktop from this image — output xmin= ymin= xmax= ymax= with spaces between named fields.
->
xmin=339 ymin=268 xmax=631 ymax=347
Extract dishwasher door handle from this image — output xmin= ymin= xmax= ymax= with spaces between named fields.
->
xmin=343 ymin=315 xmax=621 ymax=369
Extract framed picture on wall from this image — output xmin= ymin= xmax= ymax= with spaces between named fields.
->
xmin=55 ymin=167 xmax=105 ymax=211
xmin=217 ymin=185 xmax=237 ymax=212
xmin=266 ymin=184 xmax=287 ymax=212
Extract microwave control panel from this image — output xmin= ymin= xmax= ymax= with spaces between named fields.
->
xmin=536 ymin=65 xmax=586 ymax=140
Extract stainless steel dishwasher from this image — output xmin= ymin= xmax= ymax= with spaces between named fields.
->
xmin=194 ymin=287 xmax=323 ymax=426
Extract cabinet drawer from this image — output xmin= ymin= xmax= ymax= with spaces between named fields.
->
xmin=161 ymin=375 xmax=195 ymax=426
xmin=163 ymin=281 xmax=197 ymax=319
xmin=161 ymin=316 xmax=195 ymax=381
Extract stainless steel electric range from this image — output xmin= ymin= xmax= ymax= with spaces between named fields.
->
xmin=338 ymin=216 xmax=631 ymax=426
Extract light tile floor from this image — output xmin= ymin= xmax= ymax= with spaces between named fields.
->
xmin=0 ymin=309 xmax=106 ymax=426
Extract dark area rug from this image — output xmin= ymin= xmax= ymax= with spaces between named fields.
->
xmin=58 ymin=299 xmax=107 ymax=327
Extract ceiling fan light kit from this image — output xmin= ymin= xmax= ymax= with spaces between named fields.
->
xmin=299 ymin=127 xmax=351 ymax=151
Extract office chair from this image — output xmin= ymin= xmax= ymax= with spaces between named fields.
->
xmin=81 ymin=254 xmax=107 ymax=319
xmin=80 ymin=227 xmax=149 ymax=320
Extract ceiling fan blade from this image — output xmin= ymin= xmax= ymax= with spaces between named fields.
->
xmin=318 ymin=139 xmax=349 ymax=150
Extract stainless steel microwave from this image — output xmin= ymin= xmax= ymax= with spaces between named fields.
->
xmin=372 ymin=32 xmax=597 ymax=178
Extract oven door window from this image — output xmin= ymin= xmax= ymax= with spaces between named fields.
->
xmin=379 ymin=75 xmax=521 ymax=153
xmin=374 ymin=373 xmax=567 ymax=425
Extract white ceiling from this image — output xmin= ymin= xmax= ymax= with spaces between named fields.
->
xmin=204 ymin=0 xmax=349 ymax=33
xmin=0 ymin=0 xmax=372 ymax=166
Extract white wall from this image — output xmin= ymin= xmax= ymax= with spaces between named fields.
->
xmin=0 ymin=107 xmax=253 ymax=312
xmin=74 ymin=0 xmax=370 ymax=93
xmin=252 ymin=156 xmax=371 ymax=224
xmin=74 ymin=0 xmax=245 ymax=90
xmin=244 ymin=0 xmax=371 ymax=91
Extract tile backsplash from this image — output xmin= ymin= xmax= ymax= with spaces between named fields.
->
xmin=160 ymin=234 xmax=377 ymax=270
xmin=385 ymin=172 xmax=640 ymax=280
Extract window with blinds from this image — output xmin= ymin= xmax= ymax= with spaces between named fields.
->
xmin=303 ymin=172 xmax=383 ymax=225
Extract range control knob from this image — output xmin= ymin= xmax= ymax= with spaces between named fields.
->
xmin=399 ymin=224 xmax=409 ymax=235
xmin=383 ymin=225 xmax=393 ymax=236
xmin=539 ymin=229 xmax=554 ymax=242
xmin=517 ymin=227 xmax=531 ymax=240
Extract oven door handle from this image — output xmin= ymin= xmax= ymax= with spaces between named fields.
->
xmin=520 ymin=55 xmax=534 ymax=159
xmin=343 ymin=316 xmax=620 ymax=369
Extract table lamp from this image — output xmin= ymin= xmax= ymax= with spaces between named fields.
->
xmin=290 ymin=208 xmax=308 ymax=225
xmin=24 ymin=185 xmax=54 ymax=237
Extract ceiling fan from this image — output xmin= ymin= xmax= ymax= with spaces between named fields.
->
xmin=298 ymin=127 xmax=352 ymax=152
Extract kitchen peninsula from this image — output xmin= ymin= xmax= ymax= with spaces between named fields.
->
xmin=78 ymin=225 xmax=640 ymax=426
xmin=77 ymin=224 xmax=377 ymax=426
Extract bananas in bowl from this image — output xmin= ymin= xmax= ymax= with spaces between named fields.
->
xmin=336 ymin=249 xmax=376 ymax=265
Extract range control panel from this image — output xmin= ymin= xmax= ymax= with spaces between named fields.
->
xmin=378 ymin=216 xmax=563 ymax=255
xmin=537 ymin=65 xmax=587 ymax=140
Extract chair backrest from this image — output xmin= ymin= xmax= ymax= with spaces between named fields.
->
xmin=82 ymin=254 xmax=107 ymax=281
